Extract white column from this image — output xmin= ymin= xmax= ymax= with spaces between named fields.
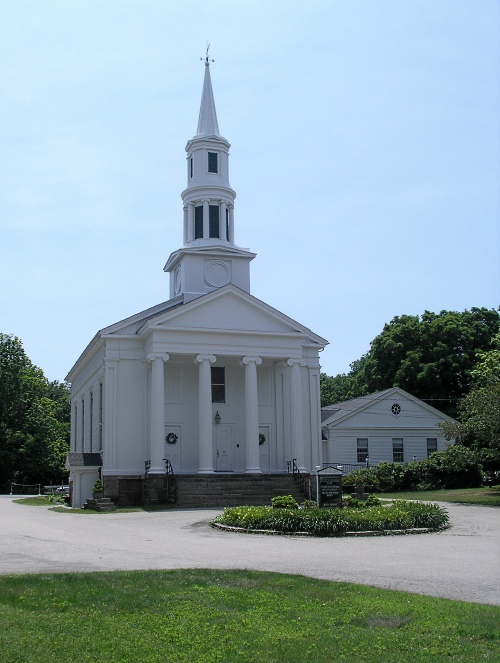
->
xmin=287 ymin=359 xmax=306 ymax=471
xmin=228 ymin=204 xmax=234 ymax=243
xmin=196 ymin=354 xmax=216 ymax=473
xmin=102 ymin=359 xmax=118 ymax=471
xmin=202 ymin=199 xmax=210 ymax=239
xmin=147 ymin=353 xmax=169 ymax=474
xmin=241 ymin=356 xmax=262 ymax=473
xmin=183 ymin=205 xmax=188 ymax=244
xmin=187 ymin=203 xmax=194 ymax=242
xmin=220 ymin=201 xmax=227 ymax=240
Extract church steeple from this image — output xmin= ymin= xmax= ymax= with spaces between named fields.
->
xmin=196 ymin=56 xmax=219 ymax=136
xmin=164 ymin=56 xmax=255 ymax=303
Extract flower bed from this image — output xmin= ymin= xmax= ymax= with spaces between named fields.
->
xmin=212 ymin=500 xmax=449 ymax=536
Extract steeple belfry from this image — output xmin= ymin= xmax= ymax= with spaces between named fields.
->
xmin=164 ymin=56 xmax=255 ymax=303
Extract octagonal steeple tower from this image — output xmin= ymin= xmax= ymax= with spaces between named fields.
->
xmin=164 ymin=55 xmax=255 ymax=303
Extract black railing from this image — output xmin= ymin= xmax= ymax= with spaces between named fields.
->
xmin=323 ymin=462 xmax=369 ymax=475
xmin=287 ymin=458 xmax=311 ymax=500
xmin=163 ymin=458 xmax=177 ymax=503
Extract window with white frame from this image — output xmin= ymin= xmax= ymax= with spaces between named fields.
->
xmin=427 ymin=437 xmax=438 ymax=457
xmin=357 ymin=438 xmax=369 ymax=463
xmin=208 ymin=151 xmax=218 ymax=173
xmin=392 ymin=438 xmax=404 ymax=462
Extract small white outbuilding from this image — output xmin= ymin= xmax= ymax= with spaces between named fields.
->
xmin=321 ymin=387 xmax=455 ymax=472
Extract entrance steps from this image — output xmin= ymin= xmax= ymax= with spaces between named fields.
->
xmin=83 ymin=497 xmax=117 ymax=512
xmin=175 ymin=474 xmax=311 ymax=508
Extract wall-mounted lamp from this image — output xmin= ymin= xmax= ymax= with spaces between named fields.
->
xmin=214 ymin=411 xmax=221 ymax=425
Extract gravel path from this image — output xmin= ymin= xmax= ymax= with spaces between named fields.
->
xmin=1 ymin=496 xmax=498 ymax=605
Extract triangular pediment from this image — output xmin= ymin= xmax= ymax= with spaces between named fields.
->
xmin=322 ymin=387 xmax=455 ymax=428
xmin=140 ymin=285 xmax=327 ymax=344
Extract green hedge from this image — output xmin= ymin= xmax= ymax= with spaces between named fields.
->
xmin=345 ymin=445 xmax=483 ymax=492
xmin=213 ymin=500 xmax=448 ymax=536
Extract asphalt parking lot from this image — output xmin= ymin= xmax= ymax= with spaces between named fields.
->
xmin=1 ymin=496 xmax=498 ymax=605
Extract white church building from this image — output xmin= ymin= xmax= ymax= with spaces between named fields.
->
xmin=66 ymin=58 xmax=328 ymax=507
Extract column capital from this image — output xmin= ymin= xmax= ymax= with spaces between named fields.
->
xmin=285 ymin=358 xmax=306 ymax=368
xmin=146 ymin=353 xmax=170 ymax=363
xmin=241 ymin=356 xmax=262 ymax=366
xmin=195 ymin=354 xmax=216 ymax=364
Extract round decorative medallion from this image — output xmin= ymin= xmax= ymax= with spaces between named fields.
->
xmin=204 ymin=261 xmax=230 ymax=288
xmin=391 ymin=403 xmax=401 ymax=416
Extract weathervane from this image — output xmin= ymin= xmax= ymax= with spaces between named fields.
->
xmin=201 ymin=42 xmax=214 ymax=66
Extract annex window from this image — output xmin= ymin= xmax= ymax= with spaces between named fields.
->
xmin=211 ymin=366 xmax=225 ymax=403
xmin=357 ymin=438 xmax=369 ymax=463
xmin=209 ymin=205 xmax=220 ymax=238
xmin=194 ymin=205 xmax=203 ymax=239
xmin=426 ymin=437 xmax=438 ymax=457
xmin=208 ymin=151 xmax=218 ymax=173
xmin=392 ymin=438 xmax=404 ymax=463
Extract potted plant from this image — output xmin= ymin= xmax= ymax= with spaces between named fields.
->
xmin=92 ymin=479 xmax=104 ymax=499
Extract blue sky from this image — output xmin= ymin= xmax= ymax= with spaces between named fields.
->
xmin=1 ymin=1 xmax=499 ymax=382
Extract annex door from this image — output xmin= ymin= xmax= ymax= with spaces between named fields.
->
xmin=215 ymin=425 xmax=233 ymax=472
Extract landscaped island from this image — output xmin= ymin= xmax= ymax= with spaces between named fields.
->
xmin=212 ymin=496 xmax=449 ymax=536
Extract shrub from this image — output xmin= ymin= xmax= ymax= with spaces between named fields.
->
xmin=271 ymin=495 xmax=298 ymax=509
xmin=301 ymin=499 xmax=317 ymax=509
xmin=214 ymin=500 xmax=448 ymax=536
xmin=426 ymin=445 xmax=483 ymax=489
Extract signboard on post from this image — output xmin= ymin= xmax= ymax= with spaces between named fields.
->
xmin=316 ymin=466 xmax=343 ymax=508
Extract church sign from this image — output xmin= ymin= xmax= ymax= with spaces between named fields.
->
xmin=316 ymin=467 xmax=343 ymax=508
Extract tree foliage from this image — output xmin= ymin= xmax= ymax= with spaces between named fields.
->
xmin=440 ymin=332 xmax=500 ymax=464
xmin=0 ymin=334 xmax=70 ymax=491
xmin=320 ymin=308 xmax=499 ymax=414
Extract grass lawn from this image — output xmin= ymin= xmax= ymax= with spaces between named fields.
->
xmin=0 ymin=569 xmax=498 ymax=662
xmin=377 ymin=486 xmax=500 ymax=506
xmin=12 ymin=497 xmax=174 ymax=513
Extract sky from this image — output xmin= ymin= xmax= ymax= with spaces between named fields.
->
xmin=1 ymin=1 xmax=499 ymax=383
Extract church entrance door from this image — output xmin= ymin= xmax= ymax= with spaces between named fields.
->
xmin=215 ymin=425 xmax=233 ymax=472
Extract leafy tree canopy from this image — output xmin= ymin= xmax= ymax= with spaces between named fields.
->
xmin=440 ymin=331 xmax=500 ymax=463
xmin=0 ymin=334 xmax=70 ymax=491
xmin=321 ymin=308 xmax=499 ymax=415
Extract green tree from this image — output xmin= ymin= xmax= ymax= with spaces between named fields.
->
xmin=0 ymin=334 xmax=69 ymax=491
xmin=323 ymin=308 xmax=499 ymax=414
xmin=440 ymin=332 xmax=500 ymax=467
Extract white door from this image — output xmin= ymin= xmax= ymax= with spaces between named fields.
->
xmin=215 ymin=425 xmax=233 ymax=472
xmin=259 ymin=425 xmax=271 ymax=473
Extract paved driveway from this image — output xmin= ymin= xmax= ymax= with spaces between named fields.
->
xmin=1 ymin=496 xmax=498 ymax=605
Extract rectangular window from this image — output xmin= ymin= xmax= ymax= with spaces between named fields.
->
xmin=357 ymin=438 xmax=369 ymax=463
xmin=74 ymin=404 xmax=78 ymax=451
xmin=194 ymin=205 xmax=203 ymax=239
xmin=392 ymin=438 xmax=404 ymax=463
xmin=427 ymin=437 xmax=438 ymax=457
xmin=99 ymin=382 xmax=103 ymax=449
xmin=190 ymin=157 xmax=193 ymax=178
xmin=211 ymin=366 xmax=225 ymax=403
xmin=89 ymin=391 xmax=94 ymax=450
xmin=81 ymin=398 xmax=85 ymax=450
xmin=208 ymin=151 xmax=218 ymax=173
xmin=226 ymin=208 xmax=229 ymax=241
xmin=209 ymin=205 xmax=220 ymax=238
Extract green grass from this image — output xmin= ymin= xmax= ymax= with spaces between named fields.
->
xmin=0 ymin=569 xmax=498 ymax=662
xmin=377 ymin=486 xmax=500 ymax=506
xmin=12 ymin=497 xmax=174 ymax=513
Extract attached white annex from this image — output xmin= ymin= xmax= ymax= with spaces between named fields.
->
xmin=66 ymin=58 xmax=328 ymax=507
xmin=321 ymin=387 xmax=455 ymax=472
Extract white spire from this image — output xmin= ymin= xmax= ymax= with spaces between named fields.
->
xmin=196 ymin=57 xmax=219 ymax=136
